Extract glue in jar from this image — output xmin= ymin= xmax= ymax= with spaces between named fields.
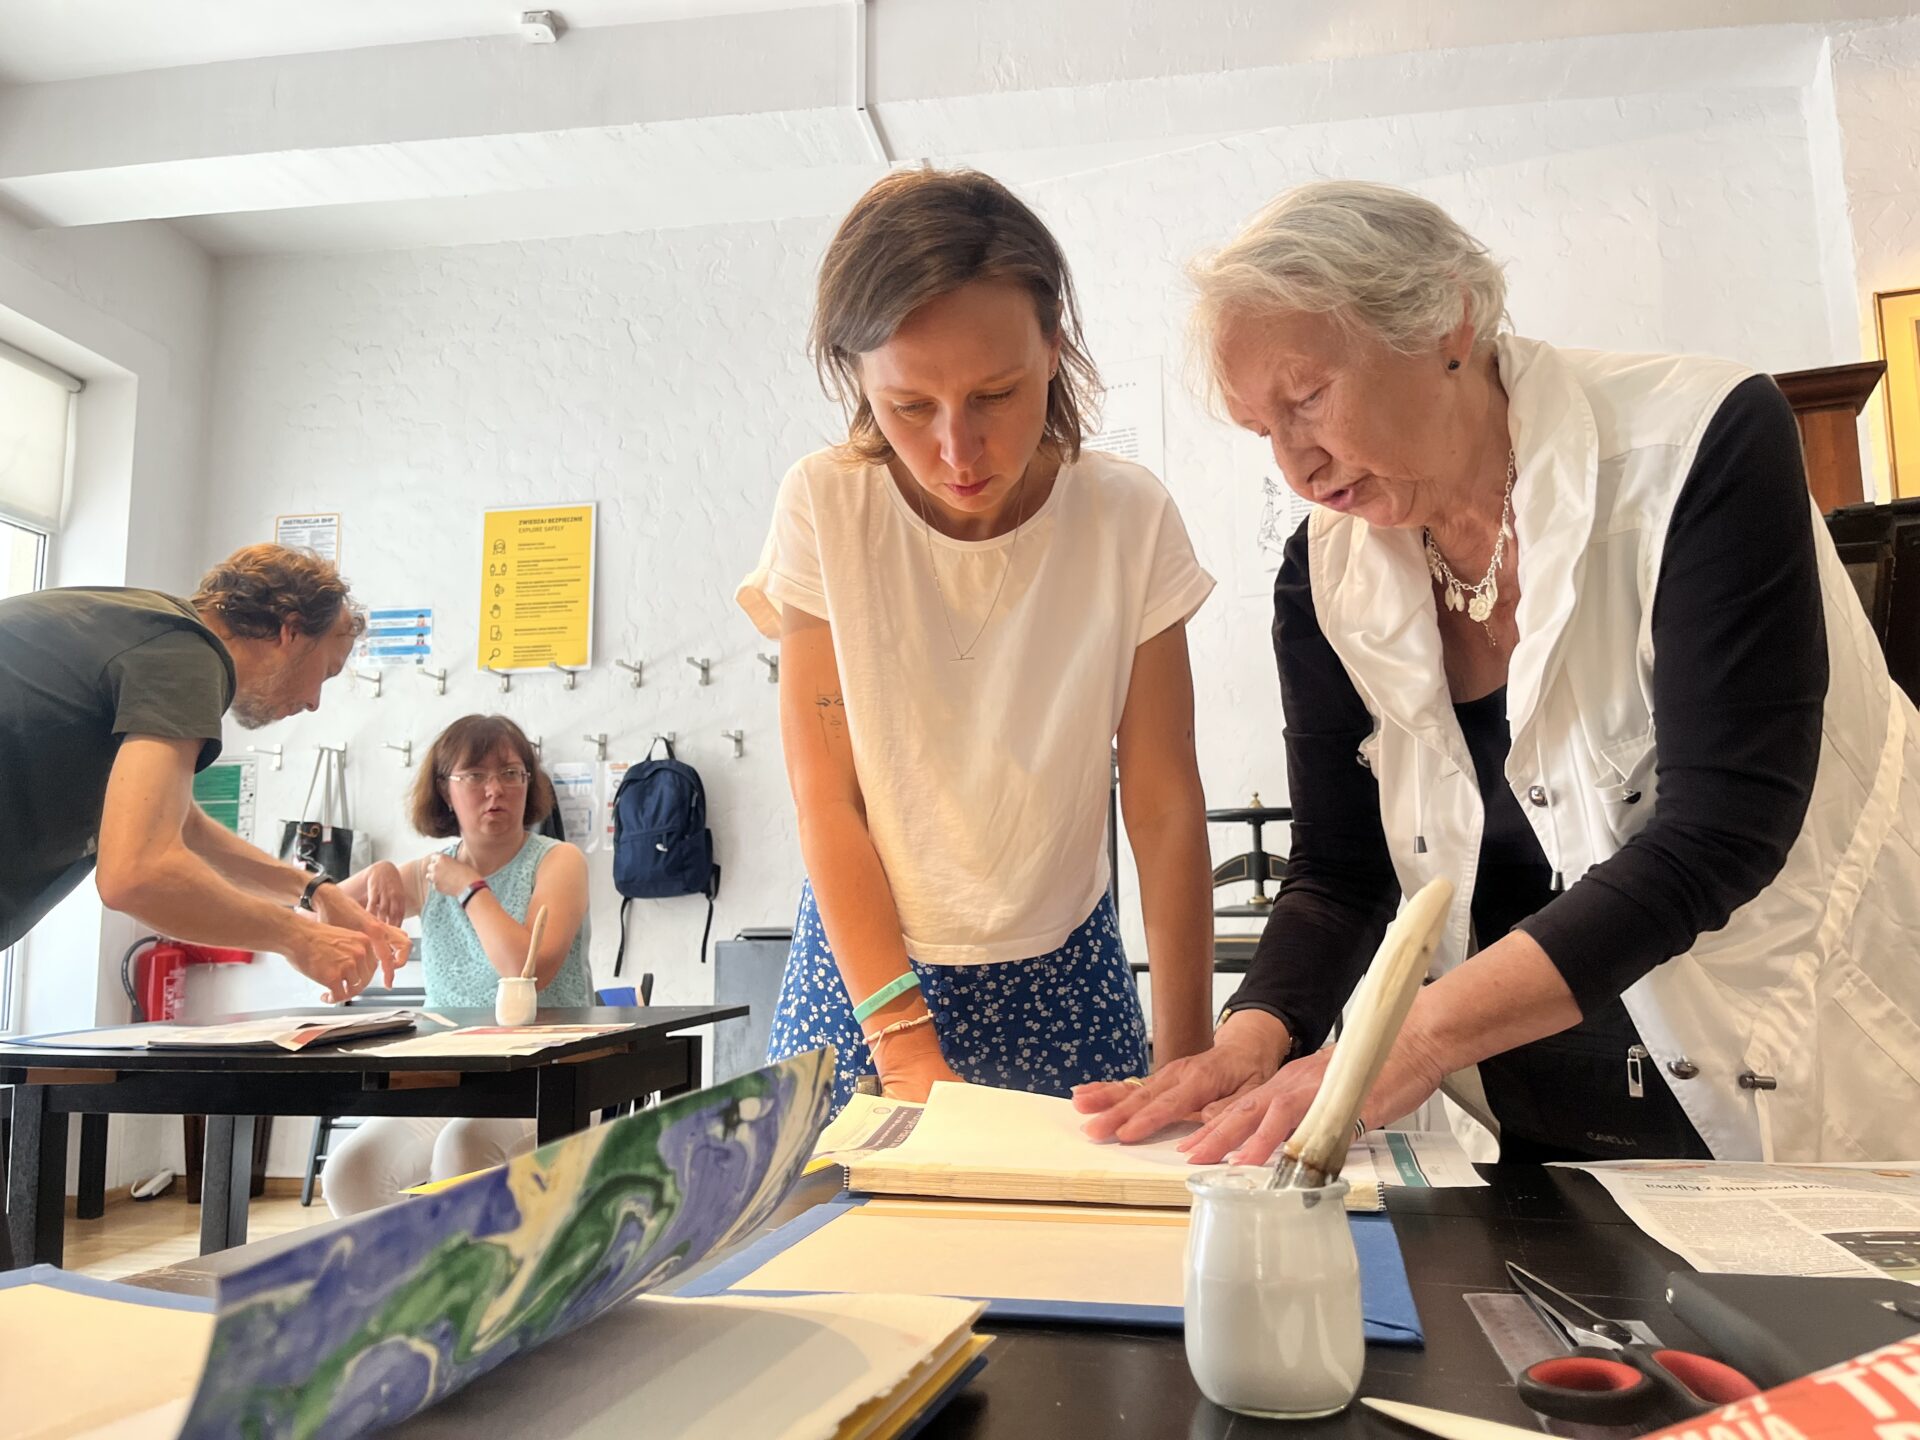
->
xmin=494 ymin=976 xmax=537 ymax=1027
xmin=1184 ymin=1168 xmax=1364 ymax=1419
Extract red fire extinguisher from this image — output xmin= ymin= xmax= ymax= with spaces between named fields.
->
xmin=120 ymin=936 xmax=254 ymax=1022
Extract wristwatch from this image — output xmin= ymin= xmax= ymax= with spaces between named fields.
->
xmin=296 ymin=871 xmax=333 ymax=912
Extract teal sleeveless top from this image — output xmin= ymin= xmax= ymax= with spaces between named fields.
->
xmin=419 ymin=832 xmax=592 ymax=1008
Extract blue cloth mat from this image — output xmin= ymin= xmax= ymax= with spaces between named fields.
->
xmin=681 ymin=1194 xmax=1425 ymax=1346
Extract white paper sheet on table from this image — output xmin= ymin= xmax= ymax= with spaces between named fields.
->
xmin=0 ymin=1010 xmax=415 ymax=1052
xmin=1365 ymin=1130 xmax=1489 ymax=1189
xmin=354 ymin=1023 xmax=634 ymax=1058
xmin=891 ymin=1082 xmax=1210 ymax=1176
xmin=1555 ymin=1158 xmax=1920 ymax=1279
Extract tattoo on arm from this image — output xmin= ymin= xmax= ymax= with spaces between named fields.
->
xmin=815 ymin=691 xmax=847 ymax=748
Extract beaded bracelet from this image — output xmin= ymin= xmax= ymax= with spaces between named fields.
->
xmin=863 ymin=1012 xmax=934 ymax=1048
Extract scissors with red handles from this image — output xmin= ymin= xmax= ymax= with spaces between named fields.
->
xmin=1507 ymin=1262 xmax=1762 ymax=1429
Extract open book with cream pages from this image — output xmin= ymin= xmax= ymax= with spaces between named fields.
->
xmin=843 ymin=1082 xmax=1385 ymax=1211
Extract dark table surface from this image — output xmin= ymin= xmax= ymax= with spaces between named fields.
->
xmin=0 ymin=1005 xmax=748 ymax=1075
xmin=132 ymin=1159 xmax=1703 ymax=1439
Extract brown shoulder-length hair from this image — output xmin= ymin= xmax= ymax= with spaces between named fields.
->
xmin=409 ymin=715 xmax=555 ymax=839
xmin=810 ymin=167 xmax=1101 ymax=467
xmin=189 ymin=543 xmax=367 ymax=640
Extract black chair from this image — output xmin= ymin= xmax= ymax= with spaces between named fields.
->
xmin=1 ymin=1083 xmax=13 ymax=1270
xmin=596 ymin=974 xmax=654 ymax=1124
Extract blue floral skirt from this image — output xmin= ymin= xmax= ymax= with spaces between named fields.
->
xmin=765 ymin=880 xmax=1150 ymax=1117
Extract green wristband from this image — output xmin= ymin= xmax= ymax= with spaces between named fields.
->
xmin=852 ymin=971 xmax=921 ymax=1024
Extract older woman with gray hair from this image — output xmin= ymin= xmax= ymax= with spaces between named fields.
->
xmin=1078 ymin=180 xmax=1920 ymax=1164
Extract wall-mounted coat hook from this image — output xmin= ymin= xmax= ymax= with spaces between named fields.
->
xmin=384 ymin=740 xmax=414 ymax=768
xmin=686 ymin=656 xmax=712 ymax=686
xmin=721 ymin=729 xmax=745 ymax=759
xmin=246 ymin=744 xmax=283 ymax=771
xmin=532 ymin=736 xmax=544 ymax=755
xmin=583 ymin=732 xmax=608 ymax=761
xmin=486 ymin=663 xmax=512 ymax=694
xmin=419 ymin=666 xmax=448 ymax=696
xmin=548 ymin=660 xmax=580 ymax=690
xmin=615 ymin=659 xmax=644 ymax=689
xmin=756 ymin=653 xmax=779 ymax=684
xmin=352 ymin=668 xmax=384 ymax=698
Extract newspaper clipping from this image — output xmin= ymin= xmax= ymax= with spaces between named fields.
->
xmin=1559 ymin=1159 xmax=1920 ymax=1280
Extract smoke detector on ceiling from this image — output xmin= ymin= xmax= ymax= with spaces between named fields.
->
xmin=519 ymin=10 xmax=565 ymax=43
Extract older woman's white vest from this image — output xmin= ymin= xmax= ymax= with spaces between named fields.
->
xmin=1305 ymin=334 xmax=1920 ymax=1162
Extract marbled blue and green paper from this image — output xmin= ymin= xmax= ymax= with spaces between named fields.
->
xmin=175 ymin=1049 xmax=833 ymax=1439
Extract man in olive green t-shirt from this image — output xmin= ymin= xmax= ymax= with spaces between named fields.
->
xmin=0 ymin=544 xmax=407 ymax=1001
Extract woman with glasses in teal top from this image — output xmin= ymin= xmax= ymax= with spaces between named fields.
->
xmin=322 ymin=713 xmax=592 ymax=1214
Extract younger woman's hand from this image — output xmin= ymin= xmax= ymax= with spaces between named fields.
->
xmin=871 ymin=1023 xmax=964 ymax=1102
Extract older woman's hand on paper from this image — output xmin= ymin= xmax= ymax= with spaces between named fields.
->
xmin=1073 ymin=1010 xmax=1288 ymax=1143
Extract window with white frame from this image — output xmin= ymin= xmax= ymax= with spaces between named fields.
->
xmin=0 ymin=337 xmax=80 ymax=1032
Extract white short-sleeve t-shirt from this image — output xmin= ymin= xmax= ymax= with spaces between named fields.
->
xmin=739 ymin=447 xmax=1215 ymax=966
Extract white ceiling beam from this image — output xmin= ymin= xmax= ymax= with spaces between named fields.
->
xmin=0 ymin=8 xmax=851 ymax=179
xmin=0 ymin=1 xmax=1897 ymax=248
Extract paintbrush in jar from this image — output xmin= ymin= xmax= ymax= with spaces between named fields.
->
xmin=1268 ymin=876 xmax=1454 ymax=1190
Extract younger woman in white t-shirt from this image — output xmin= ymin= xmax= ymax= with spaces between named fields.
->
xmin=739 ymin=168 xmax=1216 ymax=1116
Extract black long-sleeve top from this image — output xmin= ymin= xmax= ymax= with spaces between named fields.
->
xmin=1227 ymin=376 xmax=1830 ymax=1059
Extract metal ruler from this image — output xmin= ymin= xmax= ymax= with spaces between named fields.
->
xmin=1465 ymin=1292 xmax=1659 ymax=1440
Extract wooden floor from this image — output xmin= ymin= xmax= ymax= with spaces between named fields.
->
xmin=61 ymin=1188 xmax=338 ymax=1281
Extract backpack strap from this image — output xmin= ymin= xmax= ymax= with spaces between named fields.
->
xmin=645 ymin=735 xmax=676 ymax=762
xmin=614 ymin=896 xmax=631 ymax=976
xmin=699 ymin=863 xmax=721 ymax=964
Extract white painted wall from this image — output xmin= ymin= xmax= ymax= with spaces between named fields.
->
xmin=0 ymin=211 xmax=215 ymax=1189
xmin=1828 ymin=14 xmax=1920 ymax=496
xmin=188 ymin=77 xmax=1861 ymax=1175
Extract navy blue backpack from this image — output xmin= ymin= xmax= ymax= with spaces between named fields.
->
xmin=611 ymin=738 xmax=720 ymax=974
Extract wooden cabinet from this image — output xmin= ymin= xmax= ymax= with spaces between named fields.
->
xmin=1773 ymin=361 xmax=1887 ymax=513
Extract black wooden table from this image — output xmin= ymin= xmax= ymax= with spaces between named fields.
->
xmin=125 ymin=1161 xmax=1706 ymax=1438
xmin=1 ymin=1004 xmax=743 ymax=1268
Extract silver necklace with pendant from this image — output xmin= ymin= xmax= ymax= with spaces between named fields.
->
xmin=914 ymin=474 xmax=1029 ymax=663
xmin=1423 ymin=448 xmax=1517 ymax=644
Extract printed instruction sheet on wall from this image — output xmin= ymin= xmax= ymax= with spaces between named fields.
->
xmin=1085 ymin=356 xmax=1165 ymax=476
xmin=358 ymin=606 xmax=434 ymax=667
xmin=191 ymin=758 xmax=257 ymax=842
xmin=479 ymin=502 xmax=595 ymax=672
xmin=548 ymin=761 xmax=598 ymax=850
xmin=274 ymin=512 xmax=340 ymax=564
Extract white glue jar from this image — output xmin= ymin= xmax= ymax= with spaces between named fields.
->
xmin=1184 ymin=1168 xmax=1365 ymax=1419
xmin=494 ymin=977 xmax=537 ymax=1027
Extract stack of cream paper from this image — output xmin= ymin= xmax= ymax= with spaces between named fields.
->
xmin=844 ymin=1082 xmax=1384 ymax=1212
xmin=397 ymin=1293 xmax=989 ymax=1440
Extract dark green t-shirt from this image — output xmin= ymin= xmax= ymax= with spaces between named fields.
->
xmin=0 ymin=587 xmax=235 ymax=949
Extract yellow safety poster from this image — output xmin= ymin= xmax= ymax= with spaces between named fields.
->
xmin=479 ymin=503 xmax=595 ymax=671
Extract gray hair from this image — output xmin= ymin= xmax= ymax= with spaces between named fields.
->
xmin=1189 ymin=181 xmax=1509 ymax=372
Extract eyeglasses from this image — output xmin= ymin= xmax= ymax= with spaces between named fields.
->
xmin=445 ymin=767 xmax=531 ymax=789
